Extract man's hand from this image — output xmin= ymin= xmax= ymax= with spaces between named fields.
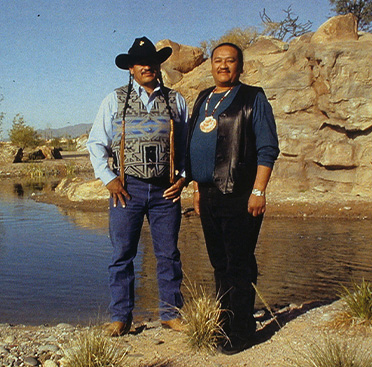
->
xmin=193 ymin=191 xmax=200 ymax=215
xmin=106 ymin=177 xmax=131 ymax=208
xmin=192 ymin=182 xmax=200 ymax=215
xmin=163 ymin=177 xmax=186 ymax=202
xmin=248 ymin=194 xmax=266 ymax=217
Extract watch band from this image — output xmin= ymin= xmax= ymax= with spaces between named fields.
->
xmin=251 ymin=188 xmax=265 ymax=197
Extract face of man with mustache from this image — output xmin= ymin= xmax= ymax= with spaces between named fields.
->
xmin=211 ymin=45 xmax=243 ymax=92
xmin=129 ymin=62 xmax=160 ymax=94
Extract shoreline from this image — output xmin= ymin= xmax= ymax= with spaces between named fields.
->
xmin=31 ymin=186 xmax=372 ymax=221
xmin=1 ymin=155 xmax=372 ymax=220
xmin=1 ymin=299 xmax=371 ymax=367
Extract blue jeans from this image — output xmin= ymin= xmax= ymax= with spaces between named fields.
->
xmin=108 ymin=175 xmax=183 ymax=322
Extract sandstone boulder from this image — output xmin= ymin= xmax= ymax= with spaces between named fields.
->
xmin=55 ymin=178 xmax=109 ymax=202
xmin=36 ymin=146 xmax=63 ymax=159
xmin=311 ymin=14 xmax=358 ymax=43
xmin=157 ymin=40 xmax=204 ymax=87
xmin=76 ymin=134 xmax=88 ymax=152
xmin=0 ymin=143 xmax=20 ymax=164
xmin=157 ymin=39 xmax=204 ymax=74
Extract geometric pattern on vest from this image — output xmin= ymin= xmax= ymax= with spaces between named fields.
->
xmin=111 ymin=86 xmax=178 ymax=179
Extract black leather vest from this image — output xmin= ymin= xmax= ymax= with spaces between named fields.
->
xmin=186 ymin=83 xmax=263 ymax=194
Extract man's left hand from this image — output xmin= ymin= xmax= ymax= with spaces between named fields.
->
xmin=248 ymin=195 xmax=266 ymax=217
xmin=163 ymin=177 xmax=186 ymax=202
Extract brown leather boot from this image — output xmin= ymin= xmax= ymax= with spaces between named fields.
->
xmin=104 ymin=320 xmax=132 ymax=337
xmin=161 ymin=318 xmax=185 ymax=332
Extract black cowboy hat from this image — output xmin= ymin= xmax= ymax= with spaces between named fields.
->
xmin=115 ymin=36 xmax=172 ymax=70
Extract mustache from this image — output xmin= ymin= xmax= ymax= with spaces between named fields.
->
xmin=141 ymin=67 xmax=157 ymax=74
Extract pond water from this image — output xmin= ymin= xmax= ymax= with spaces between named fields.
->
xmin=1 ymin=179 xmax=372 ymax=325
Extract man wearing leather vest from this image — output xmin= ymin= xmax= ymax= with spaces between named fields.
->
xmin=186 ymin=42 xmax=279 ymax=354
xmin=87 ymin=37 xmax=188 ymax=336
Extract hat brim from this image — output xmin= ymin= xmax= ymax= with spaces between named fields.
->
xmin=115 ymin=47 xmax=172 ymax=70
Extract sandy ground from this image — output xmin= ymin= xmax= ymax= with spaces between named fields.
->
xmin=2 ymin=300 xmax=371 ymax=366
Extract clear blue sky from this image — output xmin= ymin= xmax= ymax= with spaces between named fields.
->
xmin=0 ymin=0 xmax=332 ymax=136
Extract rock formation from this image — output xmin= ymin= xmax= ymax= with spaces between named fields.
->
xmin=55 ymin=178 xmax=109 ymax=201
xmin=156 ymin=39 xmax=205 ymax=86
xmin=164 ymin=14 xmax=372 ymax=198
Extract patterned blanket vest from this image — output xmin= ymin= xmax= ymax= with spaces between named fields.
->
xmin=111 ymin=86 xmax=179 ymax=179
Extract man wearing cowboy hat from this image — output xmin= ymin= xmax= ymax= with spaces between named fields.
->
xmin=87 ymin=36 xmax=188 ymax=336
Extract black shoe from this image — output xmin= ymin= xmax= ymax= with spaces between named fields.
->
xmin=218 ymin=334 xmax=254 ymax=355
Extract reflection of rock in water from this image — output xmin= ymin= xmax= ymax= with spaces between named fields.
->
xmin=57 ymin=207 xmax=109 ymax=233
xmin=10 ymin=180 xmax=59 ymax=198
xmin=13 ymin=183 xmax=24 ymax=196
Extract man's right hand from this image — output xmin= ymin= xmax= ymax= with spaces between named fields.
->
xmin=106 ymin=177 xmax=131 ymax=208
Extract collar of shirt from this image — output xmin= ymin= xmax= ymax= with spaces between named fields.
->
xmin=132 ymin=79 xmax=163 ymax=113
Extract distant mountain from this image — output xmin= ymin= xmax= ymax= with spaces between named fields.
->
xmin=37 ymin=123 xmax=92 ymax=139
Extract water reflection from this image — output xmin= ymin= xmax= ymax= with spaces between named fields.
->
xmin=13 ymin=183 xmax=24 ymax=196
xmin=256 ymin=219 xmax=372 ymax=309
xmin=1 ymin=179 xmax=372 ymax=325
xmin=57 ymin=207 xmax=109 ymax=234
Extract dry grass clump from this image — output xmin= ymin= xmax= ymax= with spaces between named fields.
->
xmin=200 ymin=27 xmax=258 ymax=57
xmin=62 ymin=328 xmax=128 ymax=367
xmin=293 ymin=335 xmax=372 ymax=367
xmin=180 ymin=282 xmax=226 ymax=353
xmin=335 ymin=279 xmax=372 ymax=327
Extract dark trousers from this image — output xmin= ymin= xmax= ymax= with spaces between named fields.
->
xmin=199 ymin=184 xmax=263 ymax=337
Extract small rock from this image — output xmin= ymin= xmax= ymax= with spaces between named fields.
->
xmin=38 ymin=344 xmax=59 ymax=353
xmin=24 ymin=356 xmax=38 ymax=366
xmin=254 ymin=310 xmax=266 ymax=318
xmin=321 ymin=312 xmax=334 ymax=321
xmin=44 ymin=360 xmax=58 ymax=367
xmin=0 ymin=345 xmax=9 ymax=354
xmin=145 ymin=321 xmax=161 ymax=329
xmin=56 ymin=323 xmax=74 ymax=330
xmin=4 ymin=335 xmax=15 ymax=344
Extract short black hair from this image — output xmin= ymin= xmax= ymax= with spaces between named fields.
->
xmin=211 ymin=42 xmax=244 ymax=68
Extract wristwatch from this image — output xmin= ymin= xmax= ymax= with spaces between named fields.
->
xmin=251 ymin=188 xmax=265 ymax=197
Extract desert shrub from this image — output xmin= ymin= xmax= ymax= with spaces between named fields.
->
xmin=339 ymin=278 xmax=372 ymax=326
xmin=260 ymin=5 xmax=313 ymax=41
xmin=180 ymin=281 xmax=226 ymax=353
xmin=62 ymin=328 xmax=128 ymax=367
xmin=200 ymin=27 xmax=259 ymax=58
xmin=293 ymin=334 xmax=372 ymax=367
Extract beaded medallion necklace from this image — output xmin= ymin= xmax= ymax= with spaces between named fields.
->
xmin=199 ymin=87 xmax=233 ymax=133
